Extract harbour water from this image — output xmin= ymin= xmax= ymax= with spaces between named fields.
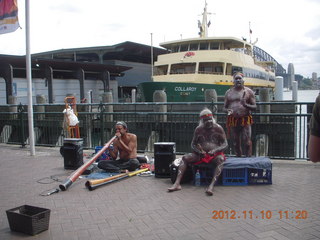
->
xmin=283 ymin=89 xmax=319 ymax=102
xmin=282 ymin=89 xmax=318 ymax=159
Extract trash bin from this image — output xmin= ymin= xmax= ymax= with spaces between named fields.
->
xmin=154 ymin=142 xmax=176 ymax=178
xmin=63 ymin=138 xmax=83 ymax=169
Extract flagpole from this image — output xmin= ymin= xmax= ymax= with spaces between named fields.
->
xmin=25 ymin=0 xmax=35 ymax=155
xmin=150 ymin=33 xmax=154 ymax=79
xmin=249 ymin=21 xmax=252 ymax=44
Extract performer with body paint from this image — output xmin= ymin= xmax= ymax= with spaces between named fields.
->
xmin=168 ymin=108 xmax=228 ymax=196
xmin=224 ymin=72 xmax=257 ymax=157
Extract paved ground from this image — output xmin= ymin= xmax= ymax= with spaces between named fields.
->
xmin=0 ymin=144 xmax=320 ymax=240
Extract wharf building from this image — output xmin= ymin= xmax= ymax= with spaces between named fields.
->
xmin=0 ymin=41 xmax=166 ymax=104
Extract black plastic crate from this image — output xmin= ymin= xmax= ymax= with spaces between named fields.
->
xmin=248 ymin=168 xmax=272 ymax=184
xmin=192 ymin=164 xmax=222 ymax=186
xmin=6 ymin=205 xmax=50 ymax=235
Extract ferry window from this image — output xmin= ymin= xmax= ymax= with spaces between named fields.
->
xmin=232 ymin=66 xmax=243 ymax=74
xmin=199 ymin=63 xmax=213 ymax=73
xmin=226 ymin=63 xmax=233 ymax=75
xmin=199 ymin=42 xmax=209 ymax=50
xmin=170 ymin=63 xmax=196 ymax=74
xmin=180 ymin=44 xmax=189 ymax=52
xmin=210 ymin=42 xmax=219 ymax=50
xmin=189 ymin=43 xmax=199 ymax=51
xmin=154 ymin=65 xmax=168 ymax=75
xmin=215 ymin=66 xmax=223 ymax=73
xmin=199 ymin=62 xmax=223 ymax=74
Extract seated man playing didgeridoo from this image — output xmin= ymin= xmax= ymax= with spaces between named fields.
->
xmin=98 ymin=121 xmax=140 ymax=172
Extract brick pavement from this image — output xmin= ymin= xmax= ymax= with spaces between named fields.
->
xmin=0 ymin=144 xmax=319 ymax=240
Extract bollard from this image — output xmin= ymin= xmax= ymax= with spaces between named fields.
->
xmin=153 ymin=90 xmax=167 ymax=122
xmin=131 ymin=89 xmax=136 ymax=103
xmin=292 ymin=81 xmax=298 ymax=102
xmin=102 ymin=91 xmax=113 ymax=123
xmin=8 ymin=95 xmax=17 ymax=120
xmin=275 ymin=76 xmax=284 ymax=101
xmin=36 ymin=95 xmax=46 ymax=120
xmin=204 ymin=89 xmax=217 ymax=121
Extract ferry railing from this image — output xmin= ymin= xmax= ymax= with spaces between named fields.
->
xmin=0 ymin=101 xmax=313 ymax=160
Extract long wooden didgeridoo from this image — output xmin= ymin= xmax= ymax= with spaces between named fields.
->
xmin=59 ymin=136 xmax=117 ymax=191
xmin=85 ymin=168 xmax=149 ymax=191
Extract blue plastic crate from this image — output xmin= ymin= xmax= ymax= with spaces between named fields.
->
xmin=192 ymin=164 xmax=222 ymax=186
xmin=222 ymin=168 xmax=248 ymax=186
xmin=248 ymin=168 xmax=272 ymax=185
xmin=95 ymin=146 xmax=112 ymax=162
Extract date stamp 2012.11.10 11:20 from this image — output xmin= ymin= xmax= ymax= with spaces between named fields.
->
xmin=211 ymin=210 xmax=308 ymax=220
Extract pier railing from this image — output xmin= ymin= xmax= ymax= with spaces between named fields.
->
xmin=0 ymin=101 xmax=313 ymax=160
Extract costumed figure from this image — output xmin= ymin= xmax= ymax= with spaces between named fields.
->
xmin=168 ymin=108 xmax=228 ymax=196
xmin=63 ymin=105 xmax=79 ymax=126
xmin=224 ymin=72 xmax=257 ymax=157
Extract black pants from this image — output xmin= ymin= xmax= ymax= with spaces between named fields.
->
xmin=97 ymin=158 xmax=140 ymax=172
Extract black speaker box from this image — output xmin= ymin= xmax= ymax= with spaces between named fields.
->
xmin=154 ymin=142 xmax=176 ymax=178
xmin=63 ymin=138 xmax=83 ymax=170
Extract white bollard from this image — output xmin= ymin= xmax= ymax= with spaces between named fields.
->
xmin=292 ymin=81 xmax=298 ymax=101
xmin=275 ymin=76 xmax=283 ymax=101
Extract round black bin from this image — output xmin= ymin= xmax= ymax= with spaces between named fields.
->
xmin=154 ymin=142 xmax=176 ymax=178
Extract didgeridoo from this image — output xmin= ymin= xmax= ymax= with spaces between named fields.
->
xmin=59 ymin=136 xmax=116 ymax=191
xmin=85 ymin=168 xmax=149 ymax=191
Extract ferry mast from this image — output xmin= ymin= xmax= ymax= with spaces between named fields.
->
xmin=198 ymin=1 xmax=211 ymax=38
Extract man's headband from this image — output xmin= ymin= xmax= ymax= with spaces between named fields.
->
xmin=116 ymin=121 xmax=127 ymax=129
xmin=200 ymin=113 xmax=213 ymax=119
xmin=233 ymin=72 xmax=244 ymax=79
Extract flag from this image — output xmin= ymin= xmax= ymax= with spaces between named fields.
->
xmin=250 ymin=29 xmax=252 ymax=34
xmin=0 ymin=0 xmax=20 ymax=34
xmin=207 ymin=20 xmax=211 ymax=27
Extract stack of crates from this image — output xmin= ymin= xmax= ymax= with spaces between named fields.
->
xmin=222 ymin=166 xmax=272 ymax=186
xmin=190 ymin=161 xmax=272 ymax=186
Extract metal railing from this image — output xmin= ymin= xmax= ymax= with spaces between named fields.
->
xmin=0 ymin=101 xmax=313 ymax=160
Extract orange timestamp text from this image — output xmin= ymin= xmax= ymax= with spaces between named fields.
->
xmin=211 ymin=210 xmax=308 ymax=220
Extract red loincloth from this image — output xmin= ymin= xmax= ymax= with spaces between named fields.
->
xmin=194 ymin=152 xmax=226 ymax=165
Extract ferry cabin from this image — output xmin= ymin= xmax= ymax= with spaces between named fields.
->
xmin=153 ymin=37 xmax=276 ymax=88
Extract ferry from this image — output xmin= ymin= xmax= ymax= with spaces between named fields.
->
xmin=138 ymin=2 xmax=276 ymax=102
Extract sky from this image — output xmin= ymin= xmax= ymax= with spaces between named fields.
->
xmin=1 ymin=0 xmax=320 ymax=78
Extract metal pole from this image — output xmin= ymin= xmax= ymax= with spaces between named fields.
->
xmin=249 ymin=21 xmax=252 ymax=43
xmin=25 ymin=0 xmax=35 ymax=155
xmin=150 ymin=33 xmax=154 ymax=79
